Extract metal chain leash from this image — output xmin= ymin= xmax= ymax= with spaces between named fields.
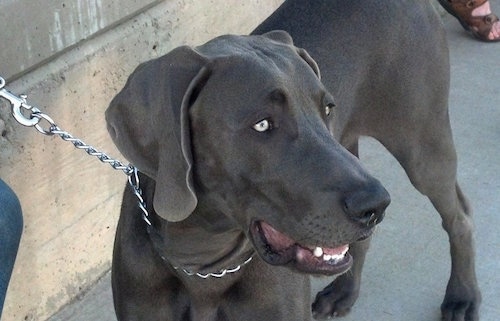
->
xmin=1 ymin=75 xmax=252 ymax=279
xmin=0 ymin=76 xmax=151 ymax=227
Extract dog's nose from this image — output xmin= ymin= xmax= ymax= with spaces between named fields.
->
xmin=343 ymin=181 xmax=391 ymax=227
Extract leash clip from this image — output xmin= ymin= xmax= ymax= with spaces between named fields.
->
xmin=0 ymin=76 xmax=41 ymax=127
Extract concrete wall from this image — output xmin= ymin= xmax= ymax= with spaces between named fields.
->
xmin=0 ymin=0 xmax=163 ymax=81
xmin=0 ymin=1 xmax=283 ymax=320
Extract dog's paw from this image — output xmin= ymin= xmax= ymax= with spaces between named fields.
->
xmin=311 ymin=274 xmax=360 ymax=319
xmin=441 ymin=290 xmax=481 ymax=321
xmin=441 ymin=277 xmax=481 ymax=321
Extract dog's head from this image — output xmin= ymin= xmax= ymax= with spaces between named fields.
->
xmin=106 ymin=31 xmax=390 ymax=276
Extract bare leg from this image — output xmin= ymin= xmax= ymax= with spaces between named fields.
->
xmin=439 ymin=0 xmax=500 ymax=41
xmin=472 ymin=1 xmax=500 ymax=40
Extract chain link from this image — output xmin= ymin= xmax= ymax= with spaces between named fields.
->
xmin=127 ymin=167 xmax=151 ymax=226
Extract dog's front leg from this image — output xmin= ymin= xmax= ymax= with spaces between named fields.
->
xmin=311 ymin=236 xmax=371 ymax=319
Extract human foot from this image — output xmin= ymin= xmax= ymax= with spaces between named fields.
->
xmin=438 ymin=0 xmax=500 ymax=42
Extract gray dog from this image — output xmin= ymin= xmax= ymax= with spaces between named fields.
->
xmin=106 ymin=1 xmax=480 ymax=320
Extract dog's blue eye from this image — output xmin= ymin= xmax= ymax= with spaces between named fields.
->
xmin=253 ymin=119 xmax=272 ymax=132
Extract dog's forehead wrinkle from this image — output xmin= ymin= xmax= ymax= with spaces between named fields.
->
xmin=212 ymin=55 xmax=294 ymax=85
xmin=200 ymin=39 xmax=314 ymax=90
xmin=201 ymin=33 xmax=298 ymax=64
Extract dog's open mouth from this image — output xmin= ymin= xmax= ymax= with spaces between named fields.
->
xmin=250 ymin=220 xmax=353 ymax=276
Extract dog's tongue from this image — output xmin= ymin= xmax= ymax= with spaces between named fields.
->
xmin=260 ymin=221 xmax=295 ymax=251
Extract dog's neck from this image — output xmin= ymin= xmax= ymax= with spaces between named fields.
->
xmin=148 ymin=210 xmax=255 ymax=278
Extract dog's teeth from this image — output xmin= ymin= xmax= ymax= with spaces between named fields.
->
xmin=314 ymin=245 xmax=349 ymax=263
xmin=322 ymin=252 xmax=347 ymax=263
xmin=313 ymin=247 xmax=324 ymax=258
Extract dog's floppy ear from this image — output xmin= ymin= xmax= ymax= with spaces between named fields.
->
xmin=106 ymin=46 xmax=210 ymax=222
xmin=261 ymin=30 xmax=321 ymax=79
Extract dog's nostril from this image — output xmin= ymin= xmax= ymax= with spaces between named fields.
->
xmin=343 ymin=182 xmax=390 ymax=227
xmin=362 ymin=209 xmax=385 ymax=227
xmin=345 ymin=207 xmax=384 ymax=227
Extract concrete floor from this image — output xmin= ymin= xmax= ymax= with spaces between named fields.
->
xmin=47 ymin=13 xmax=500 ymax=321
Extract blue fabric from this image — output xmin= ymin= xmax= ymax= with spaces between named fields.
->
xmin=0 ymin=179 xmax=22 ymax=318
